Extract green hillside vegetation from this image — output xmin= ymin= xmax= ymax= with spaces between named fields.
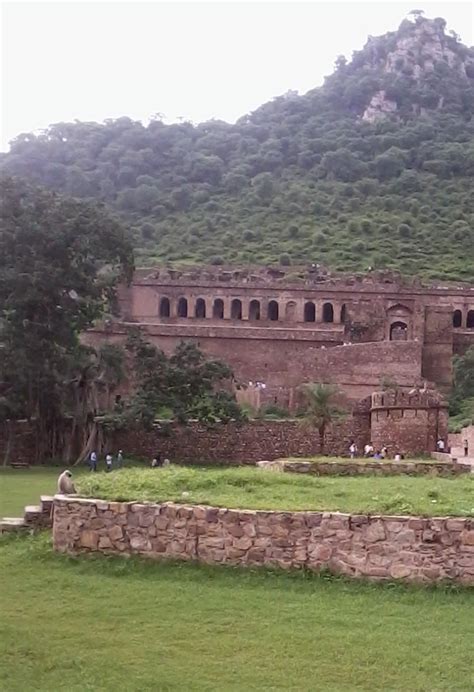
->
xmin=2 ymin=14 xmax=474 ymax=280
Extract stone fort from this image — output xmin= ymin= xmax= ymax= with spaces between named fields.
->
xmin=90 ymin=265 xmax=474 ymax=403
xmin=83 ymin=265 xmax=474 ymax=455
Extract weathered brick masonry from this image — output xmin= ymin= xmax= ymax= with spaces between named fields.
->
xmin=85 ymin=266 xmax=474 ymax=408
xmin=53 ymin=496 xmax=474 ymax=585
xmin=111 ymin=418 xmax=369 ymax=463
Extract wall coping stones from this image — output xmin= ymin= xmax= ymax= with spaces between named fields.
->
xmin=53 ymin=495 xmax=473 ymax=585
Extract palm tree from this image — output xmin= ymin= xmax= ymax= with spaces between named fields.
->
xmin=299 ymin=383 xmax=345 ymax=455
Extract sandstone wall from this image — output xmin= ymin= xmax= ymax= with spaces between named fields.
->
xmin=53 ymin=496 xmax=474 ymax=584
xmin=281 ymin=459 xmax=469 ymax=477
xmin=110 ymin=418 xmax=370 ymax=464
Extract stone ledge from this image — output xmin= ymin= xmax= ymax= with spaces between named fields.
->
xmin=52 ymin=496 xmax=473 ymax=585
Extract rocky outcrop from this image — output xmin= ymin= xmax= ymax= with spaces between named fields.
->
xmin=362 ymin=16 xmax=474 ymax=121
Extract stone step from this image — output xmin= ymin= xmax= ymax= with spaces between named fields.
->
xmin=40 ymin=495 xmax=54 ymax=514
xmin=0 ymin=517 xmax=27 ymax=533
xmin=24 ymin=506 xmax=42 ymax=523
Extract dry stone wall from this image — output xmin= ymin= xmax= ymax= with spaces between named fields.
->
xmin=280 ymin=460 xmax=469 ymax=477
xmin=53 ymin=496 xmax=474 ymax=585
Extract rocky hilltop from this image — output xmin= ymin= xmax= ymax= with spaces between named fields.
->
xmin=361 ymin=16 xmax=474 ymax=121
xmin=1 ymin=13 xmax=474 ymax=281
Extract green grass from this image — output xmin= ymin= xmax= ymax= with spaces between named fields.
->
xmin=0 ymin=467 xmax=63 ymax=516
xmin=0 ymin=533 xmax=473 ymax=691
xmin=78 ymin=466 xmax=474 ymax=517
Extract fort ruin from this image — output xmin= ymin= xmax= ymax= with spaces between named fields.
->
xmin=87 ymin=266 xmax=474 ymax=406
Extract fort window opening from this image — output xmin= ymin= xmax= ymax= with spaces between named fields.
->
xmin=390 ymin=321 xmax=408 ymax=341
xmin=213 ymin=298 xmax=224 ymax=319
xmin=195 ymin=298 xmax=206 ymax=318
xmin=304 ymin=301 xmax=316 ymax=322
xmin=341 ymin=304 xmax=347 ymax=324
xmin=453 ymin=310 xmax=462 ymax=328
xmin=231 ymin=299 xmax=242 ymax=320
xmin=268 ymin=300 xmax=279 ymax=321
xmin=323 ymin=302 xmax=334 ymax=323
xmin=249 ymin=299 xmax=261 ymax=321
xmin=467 ymin=310 xmax=474 ymax=329
xmin=285 ymin=301 xmax=296 ymax=321
xmin=177 ymin=297 xmax=188 ymax=318
xmin=159 ymin=297 xmax=170 ymax=318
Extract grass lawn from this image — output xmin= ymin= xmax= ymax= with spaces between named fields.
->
xmin=78 ymin=466 xmax=474 ymax=516
xmin=0 ymin=533 xmax=473 ymax=692
xmin=0 ymin=467 xmax=64 ymax=517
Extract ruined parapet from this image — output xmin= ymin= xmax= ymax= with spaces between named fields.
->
xmin=370 ymin=388 xmax=448 ymax=456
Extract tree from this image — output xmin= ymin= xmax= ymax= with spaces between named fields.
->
xmin=100 ymin=331 xmax=244 ymax=431
xmin=298 ymin=383 xmax=346 ymax=454
xmin=450 ymin=346 xmax=474 ymax=416
xmin=0 ymin=177 xmax=134 ymax=462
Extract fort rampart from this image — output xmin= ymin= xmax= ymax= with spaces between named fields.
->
xmin=52 ymin=496 xmax=474 ymax=585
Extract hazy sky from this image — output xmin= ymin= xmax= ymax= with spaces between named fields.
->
xmin=1 ymin=0 xmax=473 ymax=151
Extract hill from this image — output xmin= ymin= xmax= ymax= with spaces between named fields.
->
xmin=2 ymin=13 xmax=474 ymax=281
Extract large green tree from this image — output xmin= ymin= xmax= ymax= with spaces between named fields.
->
xmin=100 ymin=331 xmax=244 ymax=433
xmin=0 ymin=177 xmax=134 ymax=461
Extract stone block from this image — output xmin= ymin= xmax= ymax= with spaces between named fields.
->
xmin=79 ymin=530 xmax=98 ymax=549
xmin=98 ymin=536 xmax=113 ymax=549
xmin=130 ymin=535 xmax=151 ymax=551
xmin=389 ymin=563 xmax=412 ymax=579
xmin=108 ymin=525 xmax=123 ymax=542
xmin=365 ymin=521 xmax=386 ymax=543
xmin=460 ymin=531 xmax=474 ymax=546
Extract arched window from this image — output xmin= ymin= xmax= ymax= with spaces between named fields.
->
xmin=213 ymin=298 xmax=224 ymax=319
xmin=390 ymin=321 xmax=408 ymax=341
xmin=323 ymin=302 xmax=334 ymax=323
xmin=268 ymin=300 xmax=279 ymax=321
xmin=159 ymin=297 xmax=170 ymax=318
xmin=341 ymin=304 xmax=347 ymax=324
xmin=177 ymin=297 xmax=188 ymax=318
xmin=467 ymin=310 xmax=474 ymax=329
xmin=285 ymin=301 xmax=296 ymax=321
xmin=453 ymin=310 xmax=462 ymax=328
xmin=231 ymin=299 xmax=242 ymax=320
xmin=249 ymin=300 xmax=261 ymax=321
xmin=195 ymin=298 xmax=206 ymax=318
xmin=304 ymin=301 xmax=316 ymax=322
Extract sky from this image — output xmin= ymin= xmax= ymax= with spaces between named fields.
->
xmin=1 ymin=0 xmax=473 ymax=151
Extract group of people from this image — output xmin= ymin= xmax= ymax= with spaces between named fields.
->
xmin=88 ymin=450 xmax=123 ymax=472
xmin=349 ymin=442 xmax=399 ymax=460
xmin=88 ymin=449 xmax=171 ymax=471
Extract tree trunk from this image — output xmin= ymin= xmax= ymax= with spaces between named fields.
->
xmin=319 ymin=423 xmax=326 ymax=455
xmin=2 ymin=420 xmax=13 ymax=467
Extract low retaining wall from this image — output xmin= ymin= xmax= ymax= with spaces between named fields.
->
xmin=53 ymin=496 xmax=474 ymax=585
xmin=279 ymin=460 xmax=470 ymax=477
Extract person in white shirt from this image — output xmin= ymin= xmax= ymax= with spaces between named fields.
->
xmin=105 ymin=453 xmax=113 ymax=472
xmin=349 ymin=442 xmax=357 ymax=459
xmin=436 ymin=439 xmax=445 ymax=452
xmin=364 ymin=443 xmax=374 ymax=457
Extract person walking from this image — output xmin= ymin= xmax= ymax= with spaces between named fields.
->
xmin=464 ymin=439 xmax=469 ymax=457
xmin=89 ymin=450 xmax=97 ymax=472
xmin=105 ymin=452 xmax=113 ymax=472
xmin=349 ymin=441 xmax=357 ymax=459
xmin=117 ymin=450 xmax=124 ymax=468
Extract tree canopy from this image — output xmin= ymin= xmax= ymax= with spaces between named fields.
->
xmin=101 ymin=331 xmax=244 ymax=431
xmin=1 ymin=16 xmax=474 ymax=281
xmin=0 ymin=177 xmax=134 ymax=460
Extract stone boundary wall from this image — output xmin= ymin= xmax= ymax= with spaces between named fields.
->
xmin=110 ymin=419 xmax=369 ymax=464
xmin=279 ymin=460 xmax=470 ymax=477
xmin=53 ymin=496 xmax=474 ymax=585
